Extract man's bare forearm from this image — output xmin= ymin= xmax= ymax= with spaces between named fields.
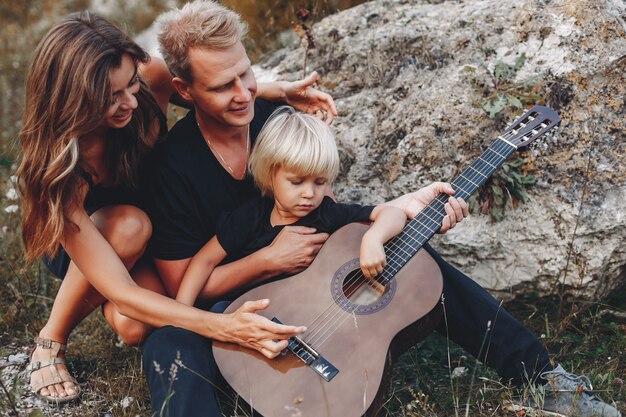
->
xmin=201 ymin=247 xmax=277 ymax=299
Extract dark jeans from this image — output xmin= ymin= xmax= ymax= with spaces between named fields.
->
xmin=142 ymin=245 xmax=551 ymax=417
xmin=423 ymin=245 xmax=551 ymax=385
xmin=142 ymin=302 xmax=229 ymax=417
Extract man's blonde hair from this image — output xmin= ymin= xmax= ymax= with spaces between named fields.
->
xmin=156 ymin=0 xmax=247 ymax=81
xmin=250 ymin=107 xmax=340 ymax=196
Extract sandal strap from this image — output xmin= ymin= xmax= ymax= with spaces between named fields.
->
xmin=27 ymin=357 xmax=66 ymax=372
xmin=33 ymin=336 xmax=66 ymax=354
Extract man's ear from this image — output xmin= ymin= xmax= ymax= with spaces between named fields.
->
xmin=172 ymin=76 xmax=193 ymax=102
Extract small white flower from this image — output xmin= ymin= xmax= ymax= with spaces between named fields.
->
xmin=9 ymin=175 xmax=17 ymax=183
xmin=120 ymin=396 xmax=134 ymax=408
xmin=451 ymin=366 xmax=468 ymax=379
xmin=4 ymin=204 xmax=18 ymax=213
xmin=5 ymin=188 xmax=18 ymax=200
xmin=152 ymin=361 xmax=163 ymax=375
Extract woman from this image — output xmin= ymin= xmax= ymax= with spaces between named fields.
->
xmin=18 ymin=11 xmax=336 ymax=403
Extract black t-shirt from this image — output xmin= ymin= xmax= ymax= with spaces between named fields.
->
xmin=216 ymin=196 xmax=375 ymax=264
xmin=146 ymin=99 xmax=280 ymax=260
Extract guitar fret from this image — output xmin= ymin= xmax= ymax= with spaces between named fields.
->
xmin=477 ymin=156 xmax=497 ymax=169
xmin=387 ymin=251 xmax=406 ymax=263
xmin=416 ymin=210 xmax=442 ymax=227
xmin=406 ymin=220 xmax=436 ymax=239
xmin=458 ymin=173 xmax=480 ymax=188
xmin=392 ymin=236 xmax=418 ymax=257
xmin=484 ymin=146 xmax=508 ymax=160
xmin=467 ymin=165 xmax=488 ymax=179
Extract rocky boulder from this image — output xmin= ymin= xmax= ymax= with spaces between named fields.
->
xmin=259 ymin=0 xmax=626 ymax=297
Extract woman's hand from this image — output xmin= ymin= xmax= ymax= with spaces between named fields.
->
xmin=218 ymin=299 xmax=306 ymax=359
xmin=281 ymin=72 xmax=337 ymax=124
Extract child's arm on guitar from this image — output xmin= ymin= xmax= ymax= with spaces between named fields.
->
xmin=176 ymin=236 xmax=227 ymax=306
xmin=380 ymin=182 xmax=469 ymax=233
xmin=359 ymin=181 xmax=469 ymax=278
xmin=359 ymin=206 xmax=407 ymax=278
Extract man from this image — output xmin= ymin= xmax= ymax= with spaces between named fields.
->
xmin=142 ymin=2 xmax=621 ymax=417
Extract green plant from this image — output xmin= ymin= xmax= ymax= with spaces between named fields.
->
xmin=468 ymin=157 xmax=536 ymax=221
xmin=462 ymin=53 xmax=544 ymax=119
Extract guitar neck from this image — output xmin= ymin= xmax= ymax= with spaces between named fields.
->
xmin=379 ymin=137 xmax=518 ymax=284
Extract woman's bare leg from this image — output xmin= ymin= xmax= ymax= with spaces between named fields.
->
xmin=30 ymin=206 xmax=166 ymax=399
xmin=102 ymin=260 xmax=164 ymax=345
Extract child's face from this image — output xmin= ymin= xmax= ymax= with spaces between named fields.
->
xmin=271 ymin=166 xmax=328 ymax=221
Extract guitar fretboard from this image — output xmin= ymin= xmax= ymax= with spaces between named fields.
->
xmin=379 ymin=138 xmax=517 ymax=285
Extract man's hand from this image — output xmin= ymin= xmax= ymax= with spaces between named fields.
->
xmin=219 ymin=299 xmax=306 ymax=359
xmin=262 ymin=226 xmax=329 ymax=275
xmin=384 ymin=182 xmax=469 ymax=233
xmin=281 ymin=72 xmax=337 ymax=124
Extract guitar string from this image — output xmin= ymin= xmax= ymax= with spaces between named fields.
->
xmin=301 ymin=136 xmax=523 ymax=348
xmin=302 ymin=128 xmax=546 ymax=349
xmin=303 ymin=137 xmax=519 ymax=348
xmin=302 ymin=137 xmax=520 ymax=347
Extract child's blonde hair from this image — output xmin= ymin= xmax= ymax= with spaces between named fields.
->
xmin=249 ymin=106 xmax=340 ymax=196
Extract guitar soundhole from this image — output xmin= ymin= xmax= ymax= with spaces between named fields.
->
xmin=331 ymin=259 xmax=396 ymax=315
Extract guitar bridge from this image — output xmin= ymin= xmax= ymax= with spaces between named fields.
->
xmin=272 ymin=317 xmax=339 ymax=382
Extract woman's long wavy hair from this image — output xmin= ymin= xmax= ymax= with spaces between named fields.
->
xmin=17 ymin=11 xmax=163 ymax=262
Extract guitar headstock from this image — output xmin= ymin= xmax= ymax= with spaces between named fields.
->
xmin=501 ymin=106 xmax=561 ymax=150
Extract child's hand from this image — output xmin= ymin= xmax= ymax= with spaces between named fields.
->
xmin=359 ymin=231 xmax=387 ymax=278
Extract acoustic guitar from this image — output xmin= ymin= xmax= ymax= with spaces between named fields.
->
xmin=213 ymin=106 xmax=560 ymax=417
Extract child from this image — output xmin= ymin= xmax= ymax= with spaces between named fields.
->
xmin=177 ymin=106 xmax=453 ymax=306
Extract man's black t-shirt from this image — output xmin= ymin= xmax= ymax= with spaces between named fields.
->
xmin=146 ymin=99 xmax=280 ymax=260
xmin=216 ymin=196 xmax=375 ymax=264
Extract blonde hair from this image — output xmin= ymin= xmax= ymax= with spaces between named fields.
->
xmin=156 ymin=0 xmax=248 ymax=82
xmin=17 ymin=12 xmax=162 ymax=261
xmin=250 ymin=107 xmax=340 ymax=196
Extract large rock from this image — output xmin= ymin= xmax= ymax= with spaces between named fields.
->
xmin=259 ymin=0 xmax=626 ymax=296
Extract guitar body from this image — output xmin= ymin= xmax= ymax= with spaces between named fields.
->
xmin=213 ymin=222 xmax=443 ymax=417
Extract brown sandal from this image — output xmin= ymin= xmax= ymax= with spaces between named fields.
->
xmin=26 ymin=336 xmax=80 ymax=403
